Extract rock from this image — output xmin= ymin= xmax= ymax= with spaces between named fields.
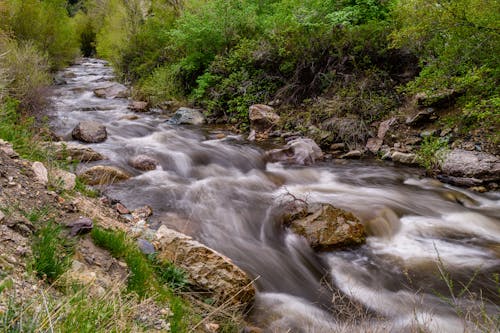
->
xmin=0 ymin=139 xmax=19 ymax=158
xmin=378 ymin=118 xmax=397 ymax=139
xmin=137 ymin=238 xmax=155 ymax=255
xmin=155 ymin=226 xmax=255 ymax=306
xmin=167 ymin=107 xmax=206 ymax=125
xmin=120 ymin=115 xmax=139 ymax=121
xmin=391 ymin=151 xmax=417 ymax=165
xmin=132 ymin=205 xmax=153 ymax=221
xmin=129 ymin=155 xmax=158 ymax=171
xmin=416 ymin=89 xmax=461 ymax=108
xmin=32 ymin=162 xmax=48 ymax=185
xmin=128 ymin=101 xmax=148 ymax=112
xmin=441 ymin=149 xmax=500 ymax=181
xmin=50 ymin=169 xmax=76 ymax=191
xmin=115 ymin=203 xmax=130 ymax=214
xmin=0 ymin=211 xmax=5 ymax=223
xmin=470 ymin=186 xmax=487 ymax=193
xmin=67 ymin=217 xmax=93 ymax=236
xmin=265 ymin=138 xmax=323 ymax=165
xmin=341 ymin=150 xmax=362 ymax=159
xmin=43 ymin=142 xmax=105 ymax=162
xmin=79 ymin=166 xmax=131 ymax=185
xmin=247 ymin=129 xmax=256 ymax=142
xmin=93 ymin=83 xmax=129 ymax=99
xmin=249 ymin=104 xmax=280 ymax=132
xmin=330 ymin=143 xmax=345 ymax=151
xmin=406 ymin=108 xmax=437 ymax=126
xmin=72 ymin=121 xmax=108 ymax=143
xmin=366 ymin=138 xmax=383 ymax=154
xmin=284 ymin=203 xmax=365 ymax=251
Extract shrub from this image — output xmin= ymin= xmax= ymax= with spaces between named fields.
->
xmin=416 ymin=135 xmax=450 ymax=171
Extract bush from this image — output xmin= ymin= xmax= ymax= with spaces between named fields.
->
xmin=416 ymin=135 xmax=450 ymax=171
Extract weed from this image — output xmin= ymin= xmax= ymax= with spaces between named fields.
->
xmin=31 ymin=220 xmax=74 ymax=283
xmin=148 ymin=253 xmax=189 ymax=291
xmin=416 ymin=135 xmax=449 ymax=171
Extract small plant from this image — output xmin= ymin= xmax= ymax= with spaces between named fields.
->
xmin=416 ymin=135 xmax=449 ymax=171
xmin=149 ymin=253 xmax=189 ymax=291
xmin=31 ymin=220 xmax=74 ymax=283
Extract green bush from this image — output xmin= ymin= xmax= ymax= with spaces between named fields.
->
xmin=416 ymin=135 xmax=450 ymax=171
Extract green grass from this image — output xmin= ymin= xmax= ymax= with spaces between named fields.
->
xmin=31 ymin=220 xmax=74 ymax=283
xmin=416 ymin=135 xmax=450 ymax=171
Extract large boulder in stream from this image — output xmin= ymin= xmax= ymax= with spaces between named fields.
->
xmin=79 ymin=165 xmax=131 ymax=185
xmin=265 ymin=138 xmax=323 ymax=165
xmin=167 ymin=107 xmax=206 ymax=125
xmin=284 ymin=203 xmax=366 ymax=251
xmin=440 ymin=149 xmax=500 ymax=182
xmin=154 ymin=225 xmax=255 ymax=307
xmin=93 ymin=83 xmax=129 ymax=99
xmin=72 ymin=121 xmax=108 ymax=143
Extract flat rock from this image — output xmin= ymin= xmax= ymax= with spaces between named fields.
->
xmin=284 ymin=203 xmax=365 ymax=251
xmin=43 ymin=142 xmax=105 ymax=162
xmin=167 ymin=107 xmax=206 ymax=125
xmin=72 ymin=121 xmax=107 ymax=143
xmin=79 ymin=166 xmax=131 ymax=185
xmin=441 ymin=149 xmax=500 ymax=181
xmin=265 ymin=138 xmax=323 ymax=165
xmin=129 ymin=155 xmax=158 ymax=171
xmin=93 ymin=83 xmax=129 ymax=99
xmin=341 ymin=150 xmax=362 ymax=159
xmin=249 ymin=104 xmax=280 ymax=132
xmin=155 ymin=226 xmax=255 ymax=306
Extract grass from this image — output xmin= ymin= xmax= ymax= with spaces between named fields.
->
xmin=31 ymin=220 xmax=74 ymax=283
xmin=416 ymin=135 xmax=449 ymax=171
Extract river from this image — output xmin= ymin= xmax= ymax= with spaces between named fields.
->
xmin=49 ymin=58 xmax=500 ymax=332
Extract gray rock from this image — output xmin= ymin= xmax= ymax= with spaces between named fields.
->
xmin=266 ymin=138 xmax=323 ymax=165
xmin=249 ymin=104 xmax=280 ymax=132
xmin=129 ymin=155 xmax=158 ymax=171
xmin=43 ymin=142 xmax=105 ymax=162
xmin=168 ymin=107 xmax=206 ymax=125
xmin=406 ymin=108 xmax=437 ymax=126
xmin=377 ymin=118 xmax=397 ymax=139
xmin=365 ymin=138 xmax=383 ymax=154
xmin=79 ymin=166 xmax=131 ymax=185
xmin=283 ymin=203 xmax=366 ymax=251
xmin=391 ymin=151 xmax=417 ymax=165
xmin=0 ymin=139 xmax=19 ymax=158
xmin=72 ymin=121 xmax=107 ymax=143
xmin=441 ymin=149 xmax=500 ymax=180
xmin=137 ymin=238 xmax=155 ymax=255
xmin=67 ymin=217 xmax=93 ymax=237
xmin=50 ymin=169 xmax=76 ymax=191
xmin=32 ymin=162 xmax=48 ymax=185
xmin=93 ymin=83 xmax=129 ymax=99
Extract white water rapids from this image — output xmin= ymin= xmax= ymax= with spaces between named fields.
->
xmin=49 ymin=59 xmax=499 ymax=332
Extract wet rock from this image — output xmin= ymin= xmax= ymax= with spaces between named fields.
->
xmin=284 ymin=203 xmax=365 ymax=250
xmin=72 ymin=121 xmax=107 ymax=143
xmin=249 ymin=104 xmax=280 ymax=132
xmin=132 ymin=205 xmax=153 ymax=221
xmin=406 ymin=108 xmax=437 ymax=126
xmin=67 ymin=217 xmax=93 ymax=236
xmin=137 ymin=238 xmax=155 ymax=255
xmin=50 ymin=169 xmax=76 ymax=191
xmin=441 ymin=149 xmax=500 ymax=181
xmin=129 ymin=155 xmax=158 ymax=171
xmin=391 ymin=151 xmax=417 ymax=165
xmin=341 ymin=150 xmax=362 ymax=159
xmin=32 ymin=162 xmax=48 ymax=185
xmin=265 ymin=138 xmax=323 ymax=166
xmin=43 ymin=142 xmax=105 ymax=162
xmin=155 ymin=225 xmax=255 ymax=306
xmin=93 ymin=83 xmax=129 ymax=99
xmin=79 ymin=166 xmax=131 ymax=185
xmin=128 ymin=101 xmax=148 ymax=112
xmin=167 ymin=107 xmax=206 ymax=125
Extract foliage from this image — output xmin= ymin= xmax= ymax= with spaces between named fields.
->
xmin=149 ymin=253 xmax=189 ymax=291
xmin=416 ymin=135 xmax=450 ymax=170
xmin=31 ymin=220 xmax=74 ymax=283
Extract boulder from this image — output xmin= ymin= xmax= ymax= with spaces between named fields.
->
xmin=79 ymin=166 xmax=131 ymax=185
xmin=0 ymin=139 xmax=19 ymax=158
xmin=265 ymin=138 xmax=323 ymax=165
xmin=249 ymin=104 xmax=280 ymax=132
xmin=32 ymin=162 xmax=48 ymax=185
xmin=406 ymin=108 xmax=437 ymax=126
xmin=50 ymin=169 xmax=76 ymax=191
xmin=155 ymin=226 xmax=255 ymax=306
xmin=365 ymin=138 xmax=383 ymax=154
xmin=129 ymin=155 xmax=158 ymax=171
xmin=378 ymin=118 xmax=397 ymax=139
xmin=72 ymin=121 xmax=107 ymax=143
xmin=391 ymin=151 xmax=417 ymax=165
xmin=128 ymin=101 xmax=149 ymax=112
xmin=284 ymin=203 xmax=365 ymax=251
xmin=440 ymin=149 xmax=500 ymax=181
xmin=167 ymin=107 xmax=206 ymax=125
xmin=93 ymin=83 xmax=129 ymax=99
xmin=43 ymin=142 xmax=105 ymax=162
xmin=66 ymin=217 xmax=93 ymax=237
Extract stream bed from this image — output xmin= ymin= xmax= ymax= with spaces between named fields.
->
xmin=49 ymin=59 xmax=500 ymax=332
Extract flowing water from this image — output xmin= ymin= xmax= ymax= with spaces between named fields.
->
xmin=49 ymin=59 xmax=500 ymax=332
